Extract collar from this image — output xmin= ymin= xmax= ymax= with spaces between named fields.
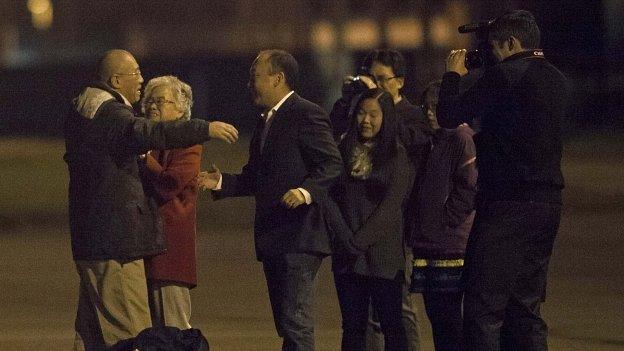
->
xmin=271 ymin=90 xmax=295 ymax=112
xmin=262 ymin=90 xmax=295 ymax=121
xmin=502 ymin=49 xmax=545 ymax=63
xmin=91 ymin=81 xmax=133 ymax=107
xmin=118 ymin=93 xmax=132 ymax=107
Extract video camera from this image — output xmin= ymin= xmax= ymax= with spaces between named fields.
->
xmin=342 ymin=63 xmax=371 ymax=99
xmin=458 ymin=20 xmax=498 ymax=70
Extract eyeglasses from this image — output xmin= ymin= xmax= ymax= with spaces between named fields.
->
xmin=115 ymin=69 xmax=142 ymax=77
xmin=372 ymin=76 xmax=398 ymax=84
xmin=145 ymin=98 xmax=175 ymax=107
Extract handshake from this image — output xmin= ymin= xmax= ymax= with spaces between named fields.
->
xmin=197 ymin=164 xmax=221 ymax=190
xmin=197 ymin=166 xmax=307 ymax=209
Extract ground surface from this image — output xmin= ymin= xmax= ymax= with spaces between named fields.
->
xmin=0 ymin=135 xmax=622 ymax=350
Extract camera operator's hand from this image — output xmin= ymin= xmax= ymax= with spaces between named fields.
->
xmin=356 ymin=75 xmax=377 ymax=89
xmin=446 ymin=49 xmax=469 ymax=76
xmin=342 ymin=75 xmax=377 ymax=90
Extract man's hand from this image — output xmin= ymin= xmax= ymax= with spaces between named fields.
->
xmin=209 ymin=121 xmax=239 ymax=144
xmin=281 ymin=189 xmax=306 ymax=209
xmin=197 ymin=164 xmax=221 ymax=190
xmin=446 ymin=49 xmax=469 ymax=76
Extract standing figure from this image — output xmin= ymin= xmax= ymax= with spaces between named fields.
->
xmin=437 ymin=10 xmax=571 ymax=350
xmin=326 ymin=88 xmax=413 ymax=351
xmin=199 ymin=50 xmax=343 ymax=351
xmin=65 ymin=49 xmax=237 ymax=350
xmin=329 ymin=49 xmax=432 ymax=351
xmin=409 ymin=80 xmax=477 ymax=351
xmin=140 ymin=76 xmax=201 ymax=330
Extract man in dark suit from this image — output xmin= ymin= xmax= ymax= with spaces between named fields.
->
xmin=199 ymin=50 xmax=343 ymax=350
xmin=65 ymin=49 xmax=238 ymax=350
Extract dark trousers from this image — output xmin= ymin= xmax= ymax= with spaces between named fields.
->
xmin=334 ymin=272 xmax=407 ymax=351
xmin=262 ymin=253 xmax=323 ymax=351
xmin=463 ymin=200 xmax=561 ymax=351
xmin=423 ymin=291 xmax=464 ymax=351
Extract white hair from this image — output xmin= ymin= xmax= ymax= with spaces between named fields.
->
xmin=141 ymin=75 xmax=193 ymax=120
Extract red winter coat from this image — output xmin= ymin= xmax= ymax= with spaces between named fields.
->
xmin=142 ymin=145 xmax=202 ymax=288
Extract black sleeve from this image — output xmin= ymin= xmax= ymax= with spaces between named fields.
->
xmin=329 ymin=97 xmax=352 ymax=142
xmin=322 ymin=185 xmax=363 ymax=255
xmin=95 ymin=103 xmax=211 ymax=155
xmin=298 ymin=106 xmax=344 ymax=202
xmin=396 ymin=103 xmax=432 ymax=149
xmin=352 ymin=149 xmax=414 ymax=249
xmin=215 ymin=120 xmax=263 ymax=199
xmin=437 ymin=69 xmax=504 ymax=129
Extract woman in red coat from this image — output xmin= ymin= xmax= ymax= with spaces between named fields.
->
xmin=140 ymin=76 xmax=201 ymax=329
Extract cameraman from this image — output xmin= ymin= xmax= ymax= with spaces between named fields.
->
xmin=437 ymin=10 xmax=571 ymax=350
xmin=329 ymin=49 xmax=431 ymax=351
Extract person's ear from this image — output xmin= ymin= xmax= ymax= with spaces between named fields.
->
xmin=109 ymin=75 xmax=121 ymax=89
xmin=508 ymin=36 xmax=518 ymax=51
xmin=274 ymin=72 xmax=284 ymax=87
xmin=396 ymin=77 xmax=405 ymax=90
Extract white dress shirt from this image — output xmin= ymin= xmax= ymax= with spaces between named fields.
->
xmin=214 ymin=91 xmax=312 ymax=204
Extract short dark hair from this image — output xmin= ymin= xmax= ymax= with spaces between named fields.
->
xmin=261 ymin=49 xmax=299 ymax=89
xmin=489 ymin=10 xmax=541 ymax=49
xmin=362 ymin=49 xmax=406 ymax=78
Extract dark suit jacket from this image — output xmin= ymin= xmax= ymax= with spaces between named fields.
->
xmin=216 ymin=93 xmax=343 ymax=261
xmin=65 ymin=83 xmax=212 ymax=261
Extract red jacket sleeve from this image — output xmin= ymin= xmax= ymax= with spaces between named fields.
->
xmin=143 ymin=144 xmax=203 ymax=202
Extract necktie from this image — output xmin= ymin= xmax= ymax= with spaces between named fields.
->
xmin=260 ymin=109 xmax=275 ymax=153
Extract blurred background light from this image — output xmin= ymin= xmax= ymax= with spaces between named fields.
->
xmin=386 ymin=17 xmax=425 ymax=49
xmin=27 ymin=0 xmax=53 ymax=30
xmin=342 ymin=18 xmax=380 ymax=50
xmin=311 ymin=21 xmax=337 ymax=53
xmin=430 ymin=14 xmax=453 ymax=47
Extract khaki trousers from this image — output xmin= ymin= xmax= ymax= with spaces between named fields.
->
xmin=148 ymin=283 xmax=192 ymax=330
xmin=73 ymin=259 xmax=152 ymax=351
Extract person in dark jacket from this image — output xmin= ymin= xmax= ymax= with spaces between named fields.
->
xmin=326 ymin=88 xmax=414 ymax=351
xmin=409 ymin=80 xmax=477 ymax=351
xmin=329 ymin=49 xmax=429 ymax=351
xmin=437 ymin=10 xmax=571 ymax=350
xmin=198 ymin=50 xmax=343 ymax=351
xmin=65 ymin=49 xmax=238 ymax=350
xmin=139 ymin=76 xmax=202 ymax=330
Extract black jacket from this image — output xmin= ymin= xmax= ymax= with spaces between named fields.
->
xmin=215 ymin=93 xmax=343 ymax=261
xmin=437 ymin=50 xmax=571 ymax=203
xmin=326 ymin=145 xmax=414 ymax=279
xmin=64 ymin=83 xmax=212 ymax=261
xmin=330 ymin=96 xmax=432 ymax=242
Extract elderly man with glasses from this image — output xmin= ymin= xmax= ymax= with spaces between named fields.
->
xmin=65 ymin=49 xmax=238 ymax=350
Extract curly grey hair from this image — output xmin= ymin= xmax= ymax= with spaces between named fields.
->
xmin=141 ymin=75 xmax=193 ymax=120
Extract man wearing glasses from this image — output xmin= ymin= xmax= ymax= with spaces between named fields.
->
xmin=329 ymin=49 xmax=431 ymax=351
xmin=65 ymin=49 xmax=238 ymax=350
